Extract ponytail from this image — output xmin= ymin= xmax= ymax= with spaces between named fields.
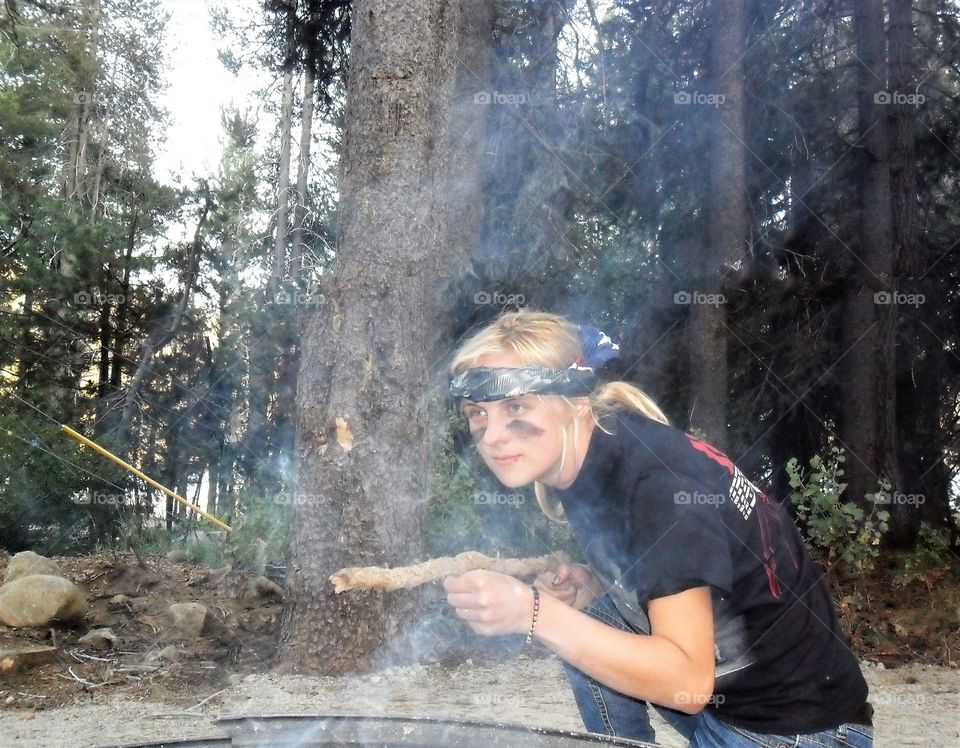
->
xmin=533 ymin=381 xmax=669 ymax=522
xmin=591 ymin=381 xmax=670 ymax=425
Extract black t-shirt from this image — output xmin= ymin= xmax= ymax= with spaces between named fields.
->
xmin=554 ymin=410 xmax=868 ymax=735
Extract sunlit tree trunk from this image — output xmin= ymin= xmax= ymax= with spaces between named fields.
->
xmin=291 ymin=60 xmax=315 ymax=278
xmin=273 ymin=3 xmax=297 ymax=281
xmin=280 ymin=0 xmax=493 ymax=675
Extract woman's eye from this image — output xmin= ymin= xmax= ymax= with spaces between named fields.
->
xmin=466 ymin=408 xmax=486 ymax=420
xmin=507 ymin=402 xmax=526 ymax=415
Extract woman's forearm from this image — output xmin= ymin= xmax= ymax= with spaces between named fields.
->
xmin=533 ymin=592 xmax=715 ymax=714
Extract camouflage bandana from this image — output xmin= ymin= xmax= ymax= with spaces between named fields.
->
xmin=448 ymin=365 xmax=596 ymax=402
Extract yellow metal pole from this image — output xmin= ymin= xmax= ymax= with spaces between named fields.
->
xmin=61 ymin=425 xmax=232 ymax=533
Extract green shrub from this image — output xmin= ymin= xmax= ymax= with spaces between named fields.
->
xmin=892 ymin=523 xmax=955 ymax=589
xmin=786 ymin=446 xmax=889 ymax=579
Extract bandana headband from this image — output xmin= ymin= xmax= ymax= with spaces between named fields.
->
xmin=449 ymin=324 xmax=620 ymax=402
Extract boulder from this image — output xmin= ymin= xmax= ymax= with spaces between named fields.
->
xmin=3 ymin=551 xmax=62 ymax=584
xmin=78 ymin=627 xmax=118 ymax=651
xmin=166 ymin=602 xmax=208 ymax=640
xmin=0 ymin=574 xmax=86 ymax=627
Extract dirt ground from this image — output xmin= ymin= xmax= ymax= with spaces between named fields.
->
xmin=0 ymin=554 xmax=957 ymax=747
xmin=1 ymin=657 xmax=958 ymax=747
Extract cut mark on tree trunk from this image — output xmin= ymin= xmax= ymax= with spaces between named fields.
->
xmin=330 ymin=417 xmax=354 ymax=451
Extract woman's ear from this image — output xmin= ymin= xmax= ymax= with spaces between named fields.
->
xmin=568 ymin=396 xmax=592 ymax=420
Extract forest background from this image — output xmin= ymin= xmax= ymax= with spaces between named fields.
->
xmin=1 ymin=0 xmax=958 ymax=673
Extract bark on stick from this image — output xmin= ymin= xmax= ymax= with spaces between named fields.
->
xmin=330 ymin=551 xmax=568 ymax=593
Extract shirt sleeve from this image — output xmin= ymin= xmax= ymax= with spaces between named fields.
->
xmin=626 ymin=467 xmax=736 ymax=607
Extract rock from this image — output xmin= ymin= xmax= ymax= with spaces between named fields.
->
xmin=0 ymin=574 xmax=86 ymax=627
xmin=243 ymin=576 xmax=284 ymax=603
xmin=3 ymin=551 xmax=62 ymax=584
xmin=78 ymin=627 xmax=117 ymax=651
xmin=108 ymin=594 xmax=131 ymax=607
xmin=0 ymin=644 xmax=58 ymax=676
xmin=165 ymin=548 xmax=189 ymax=563
xmin=166 ymin=602 xmax=208 ymax=640
xmin=150 ymin=644 xmax=183 ymax=662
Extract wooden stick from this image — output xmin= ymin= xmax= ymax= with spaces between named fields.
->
xmin=330 ymin=551 xmax=568 ymax=593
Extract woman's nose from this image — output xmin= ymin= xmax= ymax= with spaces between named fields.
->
xmin=480 ymin=413 xmax=510 ymax=446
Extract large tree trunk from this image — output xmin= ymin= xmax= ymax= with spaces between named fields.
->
xmin=890 ymin=0 xmax=952 ymax=540
xmin=887 ymin=0 xmax=924 ymax=545
xmin=839 ymin=0 xmax=900 ymax=510
xmin=688 ymin=0 xmax=748 ymax=450
xmin=280 ymin=0 xmax=492 ymax=675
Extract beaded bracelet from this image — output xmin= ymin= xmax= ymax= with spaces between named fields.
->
xmin=526 ymin=585 xmax=540 ymax=644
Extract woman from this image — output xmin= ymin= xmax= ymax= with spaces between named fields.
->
xmin=443 ymin=310 xmax=873 ymax=747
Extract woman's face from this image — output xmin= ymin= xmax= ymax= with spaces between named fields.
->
xmin=459 ymin=352 xmax=580 ymax=489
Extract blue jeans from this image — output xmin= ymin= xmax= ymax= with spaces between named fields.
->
xmin=689 ymin=711 xmax=873 ymax=747
xmin=561 ymin=595 xmax=699 ymax=744
xmin=562 ymin=596 xmax=873 ymax=747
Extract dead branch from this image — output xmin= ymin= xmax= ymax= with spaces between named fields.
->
xmin=330 ymin=551 xmax=569 ymax=593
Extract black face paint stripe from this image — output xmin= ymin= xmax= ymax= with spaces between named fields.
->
xmin=507 ymin=419 xmax=545 ymax=437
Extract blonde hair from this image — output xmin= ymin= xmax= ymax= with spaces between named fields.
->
xmin=450 ymin=310 xmax=669 ymax=521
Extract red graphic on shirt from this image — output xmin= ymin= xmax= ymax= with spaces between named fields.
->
xmin=685 ymin=434 xmax=735 ymax=474
xmin=684 ymin=434 xmax=798 ymax=599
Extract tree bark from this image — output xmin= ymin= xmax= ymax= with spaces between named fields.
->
xmin=291 ymin=60 xmax=316 ymax=278
xmin=887 ymin=0 xmax=922 ymax=544
xmin=272 ymin=6 xmax=297 ymax=283
xmin=839 ymin=0 xmax=900 ymax=510
xmin=688 ymin=0 xmax=748 ymax=450
xmin=280 ymin=0 xmax=492 ymax=674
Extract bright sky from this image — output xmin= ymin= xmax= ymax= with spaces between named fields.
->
xmin=155 ymin=0 xmax=272 ymax=186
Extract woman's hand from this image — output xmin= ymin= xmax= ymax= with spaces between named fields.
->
xmin=444 ymin=570 xmax=534 ymax=637
xmin=534 ymin=563 xmax=604 ymax=610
